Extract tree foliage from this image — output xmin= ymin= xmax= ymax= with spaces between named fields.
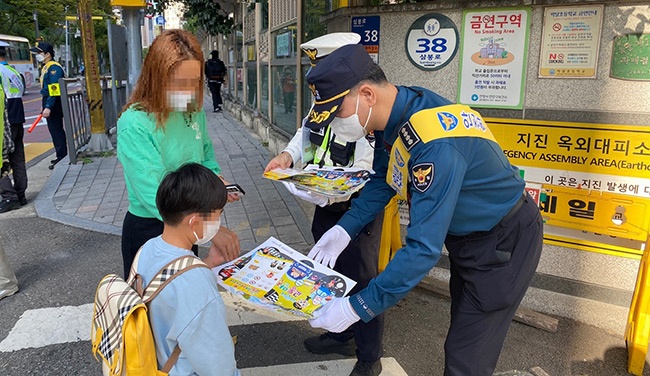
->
xmin=156 ymin=0 xmax=234 ymax=36
xmin=0 ymin=0 xmax=113 ymax=73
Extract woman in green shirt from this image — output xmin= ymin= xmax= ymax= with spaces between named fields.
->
xmin=117 ymin=30 xmax=240 ymax=278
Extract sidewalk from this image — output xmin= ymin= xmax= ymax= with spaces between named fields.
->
xmin=34 ymin=108 xmax=315 ymax=254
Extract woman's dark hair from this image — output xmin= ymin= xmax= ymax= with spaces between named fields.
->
xmin=156 ymin=163 xmax=227 ymax=226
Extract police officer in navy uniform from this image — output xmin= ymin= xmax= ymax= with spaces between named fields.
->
xmin=265 ymin=34 xmax=385 ymax=376
xmin=30 ymin=42 xmax=66 ymax=170
xmin=305 ymin=44 xmax=543 ymax=376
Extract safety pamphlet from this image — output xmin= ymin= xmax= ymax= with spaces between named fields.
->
xmin=263 ymin=164 xmax=371 ymax=198
xmin=213 ymin=237 xmax=356 ymax=318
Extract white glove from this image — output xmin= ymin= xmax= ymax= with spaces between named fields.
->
xmin=307 ymin=225 xmax=351 ymax=268
xmin=309 ymin=296 xmax=360 ymax=333
xmin=282 ymin=182 xmax=328 ymax=207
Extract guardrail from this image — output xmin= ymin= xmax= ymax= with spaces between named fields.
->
xmin=58 ymin=76 xmax=127 ymax=164
xmin=59 ymin=77 xmax=91 ymax=165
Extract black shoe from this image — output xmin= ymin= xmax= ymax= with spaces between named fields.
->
xmin=304 ymin=334 xmax=356 ymax=356
xmin=18 ymin=196 xmax=27 ymax=206
xmin=0 ymin=199 xmax=21 ymax=213
xmin=216 ymin=108 xmax=223 ymax=113
xmin=50 ymin=159 xmax=59 ymax=164
xmin=213 ymin=108 xmax=218 ymax=113
xmin=350 ymin=359 xmax=382 ymax=376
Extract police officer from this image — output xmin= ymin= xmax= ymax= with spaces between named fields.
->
xmin=264 ymin=33 xmax=385 ymax=376
xmin=30 ymin=42 xmax=66 ymax=170
xmin=305 ymin=44 xmax=543 ymax=376
xmin=0 ymin=44 xmax=27 ymax=212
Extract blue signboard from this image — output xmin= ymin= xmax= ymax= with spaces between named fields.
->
xmin=155 ymin=15 xmax=165 ymax=26
xmin=351 ymin=16 xmax=380 ymax=63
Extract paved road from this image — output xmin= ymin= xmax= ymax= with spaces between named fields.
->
xmin=0 ymin=113 xmax=648 ymax=375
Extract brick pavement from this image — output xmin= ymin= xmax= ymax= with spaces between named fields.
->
xmin=35 ymin=107 xmax=314 ymax=254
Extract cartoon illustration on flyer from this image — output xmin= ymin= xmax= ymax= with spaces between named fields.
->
xmin=214 ymin=237 xmax=356 ymax=318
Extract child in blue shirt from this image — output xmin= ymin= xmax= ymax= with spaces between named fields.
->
xmin=136 ymin=163 xmax=240 ymax=375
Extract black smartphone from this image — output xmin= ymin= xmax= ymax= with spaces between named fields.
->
xmin=225 ymin=184 xmax=246 ymax=195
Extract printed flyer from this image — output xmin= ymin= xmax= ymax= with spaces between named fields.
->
xmin=263 ymin=164 xmax=371 ymax=198
xmin=213 ymin=237 xmax=357 ymax=318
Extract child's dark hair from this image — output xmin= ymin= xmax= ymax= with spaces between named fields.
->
xmin=156 ymin=163 xmax=227 ymax=225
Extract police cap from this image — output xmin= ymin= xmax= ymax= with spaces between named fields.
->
xmin=300 ymin=33 xmax=361 ymax=64
xmin=30 ymin=41 xmax=55 ymax=56
xmin=304 ymin=44 xmax=374 ymax=131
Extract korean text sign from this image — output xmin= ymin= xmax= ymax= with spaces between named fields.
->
xmin=352 ymin=16 xmax=380 ymax=63
xmin=458 ymin=7 xmax=530 ymax=109
xmin=539 ymin=5 xmax=604 ymax=78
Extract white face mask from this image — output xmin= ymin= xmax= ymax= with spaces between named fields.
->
xmin=35 ymin=54 xmax=45 ymax=63
xmin=167 ymin=91 xmax=195 ymax=112
xmin=192 ymin=217 xmax=221 ymax=245
xmin=329 ymin=95 xmax=372 ymax=143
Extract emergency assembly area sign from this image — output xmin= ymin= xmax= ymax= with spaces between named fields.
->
xmin=458 ymin=7 xmax=530 ymax=109
xmin=488 ymin=118 xmax=650 ymax=258
xmin=539 ymin=5 xmax=604 ymax=78
xmin=404 ymin=13 xmax=459 ymax=71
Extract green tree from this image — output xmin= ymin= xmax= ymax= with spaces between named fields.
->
xmin=156 ymin=0 xmax=234 ymax=36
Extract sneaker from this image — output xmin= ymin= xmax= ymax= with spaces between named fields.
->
xmin=0 ymin=199 xmax=20 ymax=213
xmin=213 ymin=108 xmax=218 ymax=113
xmin=349 ymin=359 xmax=382 ymax=376
xmin=216 ymin=107 xmax=223 ymax=113
xmin=304 ymin=334 xmax=356 ymax=356
xmin=0 ymin=286 xmax=18 ymax=301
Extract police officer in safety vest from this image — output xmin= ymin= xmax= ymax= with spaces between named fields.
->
xmin=264 ymin=33 xmax=385 ymax=376
xmin=30 ymin=42 xmax=66 ymax=170
xmin=305 ymin=44 xmax=543 ymax=376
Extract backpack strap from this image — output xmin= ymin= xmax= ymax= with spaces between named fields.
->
xmin=131 ymin=251 xmax=209 ymax=373
xmin=142 ymin=255 xmax=209 ymax=302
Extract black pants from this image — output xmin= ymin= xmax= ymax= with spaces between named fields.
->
xmin=208 ymin=81 xmax=223 ymax=110
xmin=43 ymin=99 xmax=67 ymax=161
xmin=121 ymin=211 xmax=198 ymax=278
xmin=0 ymin=123 xmax=27 ymax=201
xmin=443 ymin=193 xmax=543 ymax=376
xmin=311 ymin=205 xmax=385 ymax=362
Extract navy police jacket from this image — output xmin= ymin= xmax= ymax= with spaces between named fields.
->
xmin=339 ymin=86 xmax=525 ymax=322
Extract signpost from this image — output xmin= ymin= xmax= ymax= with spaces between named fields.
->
xmin=352 ymin=16 xmax=380 ymax=64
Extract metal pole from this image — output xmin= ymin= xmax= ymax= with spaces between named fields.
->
xmin=106 ymin=19 xmax=119 ymax=130
xmin=255 ymin=2 xmax=261 ymax=113
xmin=296 ymin=0 xmax=303 ymax=124
xmin=33 ymin=10 xmax=39 ymax=39
xmin=65 ymin=10 xmax=70 ymax=75
xmin=123 ymin=7 xmax=143 ymax=97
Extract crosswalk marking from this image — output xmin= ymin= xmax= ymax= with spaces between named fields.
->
xmin=241 ymin=358 xmax=407 ymax=376
xmin=0 ymin=304 xmax=93 ymax=352
xmin=0 ymin=292 xmax=299 ymax=352
xmin=0 ymin=293 xmax=410 ymax=375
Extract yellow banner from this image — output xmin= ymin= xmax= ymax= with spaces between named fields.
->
xmin=538 ymin=184 xmax=650 ymax=242
xmin=487 ymin=118 xmax=650 ymax=180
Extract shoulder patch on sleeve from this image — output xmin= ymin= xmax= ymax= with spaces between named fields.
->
xmin=398 ymin=122 xmax=421 ymax=151
xmin=411 ymin=163 xmax=434 ymax=193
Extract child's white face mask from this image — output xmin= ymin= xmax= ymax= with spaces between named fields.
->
xmin=192 ymin=218 xmax=221 ymax=245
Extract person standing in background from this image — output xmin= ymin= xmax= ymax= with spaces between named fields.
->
xmin=281 ymin=66 xmax=295 ymax=114
xmin=30 ymin=42 xmax=66 ymax=170
xmin=205 ymin=50 xmax=227 ymax=113
xmin=0 ymin=81 xmax=18 ymax=299
xmin=0 ymin=44 xmax=27 ymax=213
